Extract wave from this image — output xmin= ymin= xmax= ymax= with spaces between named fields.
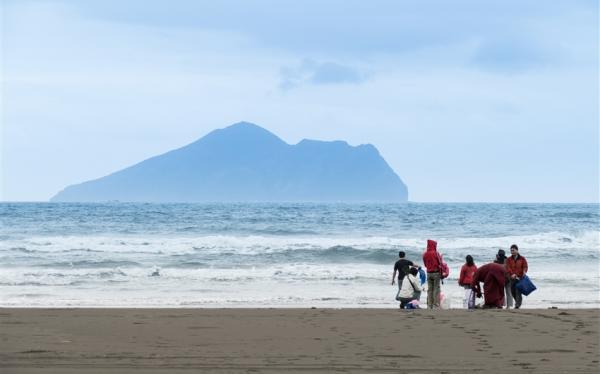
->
xmin=36 ymin=260 xmax=141 ymax=268
xmin=546 ymin=212 xmax=598 ymax=219
xmin=2 ymin=230 xmax=598 ymax=252
xmin=7 ymin=247 xmax=39 ymax=253
xmin=0 ymin=231 xmax=597 ymax=272
xmin=3 ymin=260 xmax=597 ymax=286
xmin=164 ymin=261 xmax=208 ymax=269
xmin=0 ymin=281 xmax=86 ymax=287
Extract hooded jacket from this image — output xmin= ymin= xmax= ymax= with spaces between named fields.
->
xmin=471 ymin=263 xmax=507 ymax=308
xmin=422 ymin=239 xmax=441 ymax=273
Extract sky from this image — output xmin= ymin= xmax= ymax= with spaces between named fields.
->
xmin=1 ymin=0 xmax=598 ymax=203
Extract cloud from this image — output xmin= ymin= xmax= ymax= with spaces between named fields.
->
xmin=280 ymin=60 xmax=367 ymax=90
xmin=42 ymin=0 xmax=597 ymax=62
xmin=469 ymin=38 xmax=554 ymax=73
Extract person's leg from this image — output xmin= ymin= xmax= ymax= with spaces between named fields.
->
xmin=510 ymin=278 xmax=517 ymax=299
xmin=463 ymin=286 xmax=470 ymax=309
xmin=431 ymin=272 xmax=441 ymax=308
xmin=400 ymin=297 xmax=411 ymax=309
xmin=434 ymin=276 xmax=441 ymax=308
xmin=427 ymin=275 xmax=434 ymax=309
xmin=510 ymin=279 xmax=522 ymax=309
xmin=504 ymin=282 xmax=513 ymax=308
xmin=513 ymin=280 xmax=523 ymax=308
xmin=395 ymin=278 xmax=403 ymax=301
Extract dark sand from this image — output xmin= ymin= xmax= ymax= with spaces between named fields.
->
xmin=1 ymin=308 xmax=598 ymax=373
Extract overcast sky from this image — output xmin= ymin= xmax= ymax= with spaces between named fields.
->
xmin=1 ymin=0 xmax=598 ymax=202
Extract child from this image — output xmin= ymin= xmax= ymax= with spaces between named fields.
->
xmin=458 ymin=255 xmax=477 ymax=309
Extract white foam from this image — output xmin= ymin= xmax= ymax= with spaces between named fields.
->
xmin=1 ymin=230 xmax=598 ymax=308
xmin=1 ymin=263 xmax=598 ymax=308
xmin=1 ymin=230 xmax=598 ymax=255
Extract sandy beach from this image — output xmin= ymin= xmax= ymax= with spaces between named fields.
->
xmin=0 ymin=308 xmax=598 ymax=373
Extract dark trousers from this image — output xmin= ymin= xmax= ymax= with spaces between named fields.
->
xmin=399 ymin=297 xmax=414 ymax=309
xmin=510 ymin=278 xmax=523 ymax=308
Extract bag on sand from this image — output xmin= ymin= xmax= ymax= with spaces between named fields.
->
xmin=516 ymin=275 xmax=537 ymax=296
xmin=439 ymin=292 xmax=451 ymax=309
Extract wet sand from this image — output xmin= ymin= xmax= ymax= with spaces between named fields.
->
xmin=1 ymin=308 xmax=598 ymax=373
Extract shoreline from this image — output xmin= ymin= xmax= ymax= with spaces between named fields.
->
xmin=1 ymin=305 xmax=600 ymax=309
xmin=1 ymin=308 xmax=598 ymax=373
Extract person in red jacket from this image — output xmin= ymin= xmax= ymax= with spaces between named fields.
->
xmin=422 ymin=239 xmax=441 ymax=309
xmin=506 ymin=244 xmax=528 ymax=309
xmin=471 ymin=262 xmax=507 ymax=308
xmin=458 ymin=255 xmax=477 ymax=308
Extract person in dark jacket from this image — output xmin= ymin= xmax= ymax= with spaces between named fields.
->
xmin=392 ymin=251 xmax=420 ymax=302
xmin=506 ymin=244 xmax=528 ymax=309
xmin=494 ymin=249 xmax=513 ymax=309
xmin=422 ymin=239 xmax=442 ymax=309
xmin=471 ymin=262 xmax=508 ymax=308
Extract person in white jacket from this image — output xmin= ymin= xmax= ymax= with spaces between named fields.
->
xmin=398 ymin=267 xmax=422 ymax=308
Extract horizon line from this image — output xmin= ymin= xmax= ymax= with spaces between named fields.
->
xmin=1 ymin=200 xmax=598 ymax=204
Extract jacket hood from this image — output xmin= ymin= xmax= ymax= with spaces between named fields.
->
xmin=426 ymin=239 xmax=437 ymax=252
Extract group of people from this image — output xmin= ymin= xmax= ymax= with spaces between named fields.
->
xmin=392 ymin=240 xmax=529 ymax=309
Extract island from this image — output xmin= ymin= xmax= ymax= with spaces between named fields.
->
xmin=50 ymin=122 xmax=408 ymax=202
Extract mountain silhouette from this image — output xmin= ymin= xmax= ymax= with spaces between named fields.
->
xmin=51 ymin=122 xmax=408 ymax=202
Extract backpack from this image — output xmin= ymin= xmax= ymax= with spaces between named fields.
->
xmin=437 ymin=253 xmax=450 ymax=279
xmin=418 ymin=268 xmax=427 ymax=285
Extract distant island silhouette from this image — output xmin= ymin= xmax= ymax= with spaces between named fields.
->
xmin=51 ymin=122 xmax=408 ymax=202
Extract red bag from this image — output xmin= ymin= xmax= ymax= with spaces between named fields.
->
xmin=437 ymin=253 xmax=450 ymax=279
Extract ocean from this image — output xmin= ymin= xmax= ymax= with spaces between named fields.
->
xmin=1 ymin=203 xmax=598 ymax=308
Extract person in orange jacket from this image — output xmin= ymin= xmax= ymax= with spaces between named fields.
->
xmin=506 ymin=244 xmax=528 ymax=309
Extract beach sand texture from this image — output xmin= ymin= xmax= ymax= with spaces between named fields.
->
xmin=1 ymin=308 xmax=598 ymax=373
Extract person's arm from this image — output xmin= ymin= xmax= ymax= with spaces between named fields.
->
xmin=507 ymin=259 xmax=517 ymax=279
xmin=471 ymin=272 xmax=481 ymax=297
xmin=392 ymin=269 xmax=397 ymax=285
xmin=472 ymin=281 xmax=482 ymax=298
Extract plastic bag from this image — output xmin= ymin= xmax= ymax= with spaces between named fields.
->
xmin=516 ymin=275 xmax=537 ymax=296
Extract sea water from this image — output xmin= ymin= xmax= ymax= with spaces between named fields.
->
xmin=1 ymin=203 xmax=598 ymax=308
